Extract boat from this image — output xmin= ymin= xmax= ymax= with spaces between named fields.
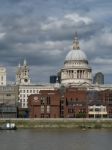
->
xmin=0 ymin=123 xmax=17 ymax=130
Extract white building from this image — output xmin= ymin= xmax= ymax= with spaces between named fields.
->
xmin=61 ymin=32 xmax=92 ymax=85
xmin=88 ymin=105 xmax=107 ymax=118
xmin=19 ymin=84 xmax=55 ymax=108
xmin=0 ymin=66 xmax=6 ymax=85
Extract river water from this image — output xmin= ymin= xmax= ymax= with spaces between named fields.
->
xmin=0 ymin=128 xmax=112 ymax=150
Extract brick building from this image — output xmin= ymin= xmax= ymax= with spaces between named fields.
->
xmin=100 ymin=89 xmax=112 ymax=118
xmin=28 ymin=86 xmax=112 ymax=118
xmin=28 ymin=90 xmax=60 ymax=118
xmin=28 ymin=87 xmax=88 ymax=118
xmin=59 ymin=86 xmax=88 ymax=118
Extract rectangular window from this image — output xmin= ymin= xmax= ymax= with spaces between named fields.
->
xmin=47 ymin=96 xmax=51 ymax=105
xmin=68 ymin=108 xmax=74 ymax=113
xmin=95 ymin=108 xmax=100 ymax=112
xmin=1 ymin=76 xmax=3 ymax=81
xmin=41 ymin=100 xmax=44 ymax=105
xmin=47 ymin=106 xmax=50 ymax=113
xmin=41 ymin=106 xmax=44 ymax=113
xmin=41 ymin=114 xmax=44 ymax=118
xmin=6 ymin=93 xmax=11 ymax=96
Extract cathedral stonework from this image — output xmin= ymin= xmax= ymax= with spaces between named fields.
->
xmin=16 ymin=59 xmax=31 ymax=85
xmin=61 ymin=33 xmax=92 ymax=85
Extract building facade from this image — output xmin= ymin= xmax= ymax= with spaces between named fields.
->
xmin=0 ymin=66 xmax=6 ymax=85
xmin=60 ymin=33 xmax=92 ymax=85
xmin=28 ymin=87 xmax=112 ymax=118
xmin=101 ymin=89 xmax=112 ymax=118
xmin=0 ymin=85 xmax=19 ymax=105
xmin=0 ymin=85 xmax=19 ymax=118
xmin=18 ymin=84 xmax=55 ymax=108
xmin=28 ymin=90 xmax=60 ymax=118
xmin=28 ymin=87 xmax=89 ymax=118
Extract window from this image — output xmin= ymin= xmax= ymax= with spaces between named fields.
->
xmin=89 ymin=108 xmax=92 ymax=111
xmin=68 ymin=108 xmax=74 ymax=113
xmin=23 ymin=103 xmax=25 ymax=107
xmin=41 ymin=114 xmax=44 ymax=118
xmin=6 ymin=93 xmax=11 ymax=96
xmin=47 ymin=96 xmax=51 ymax=105
xmin=95 ymin=108 xmax=100 ymax=112
xmin=41 ymin=106 xmax=44 ymax=113
xmin=1 ymin=76 xmax=3 ymax=81
xmin=61 ymin=106 xmax=64 ymax=110
xmin=47 ymin=106 xmax=50 ymax=113
xmin=25 ymin=71 xmax=27 ymax=76
xmin=41 ymin=97 xmax=45 ymax=105
xmin=41 ymin=99 xmax=44 ymax=105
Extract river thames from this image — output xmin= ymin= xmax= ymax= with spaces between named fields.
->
xmin=0 ymin=128 xmax=112 ymax=150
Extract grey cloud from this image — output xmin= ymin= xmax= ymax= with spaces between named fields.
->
xmin=0 ymin=0 xmax=111 ymax=83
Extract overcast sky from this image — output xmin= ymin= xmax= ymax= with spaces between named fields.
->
xmin=0 ymin=0 xmax=112 ymax=84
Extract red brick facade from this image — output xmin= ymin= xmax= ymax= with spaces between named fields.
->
xmin=28 ymin=87 xmax=88 ymax=118
xmin=100 ymin=90 xmax=112 ymax=118
xmin=28 ymin=87 xmax=112 ymax=118
xmin=28 ymin=90 xmax=60 ymax=118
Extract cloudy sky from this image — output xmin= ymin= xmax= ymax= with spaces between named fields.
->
xmin=0 ymin=0 xmax=112 ymax=84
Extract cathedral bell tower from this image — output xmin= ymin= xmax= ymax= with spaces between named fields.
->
xmin=16 ymin=59 xmax=31 ymax=85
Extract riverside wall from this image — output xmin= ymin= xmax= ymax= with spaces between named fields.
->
xmin=0 ymin=118 xmax=112 ymax=129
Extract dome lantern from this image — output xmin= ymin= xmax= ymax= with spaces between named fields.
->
xmin=73 ymin=32 xmax=80 ymax=50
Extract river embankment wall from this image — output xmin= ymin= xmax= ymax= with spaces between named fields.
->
xmin=0 ymin=118 xmax=112 ymax=128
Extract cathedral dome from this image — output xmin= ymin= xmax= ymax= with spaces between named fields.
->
xmin=65 ymin=32 xmax=87 ymax=61
xmin=65 ymin=49 xmax=87 ymax=61
xmin=61 ymin=32 xmax=92 ymax=85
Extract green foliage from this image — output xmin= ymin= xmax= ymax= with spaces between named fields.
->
xmin=75 ymin=112 xmax=86 ymax=118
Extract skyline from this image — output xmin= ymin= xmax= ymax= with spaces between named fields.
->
xmin=0 ymin=0 xmax=112 ymax=83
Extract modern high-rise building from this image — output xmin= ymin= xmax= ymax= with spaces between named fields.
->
xmin=50 ymin=75 xmax=57 ymax=84
xmin=0 ymin=66 xmax=6 ymax=85
xmin=93 ymin=72 xmax=104 ymax=84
